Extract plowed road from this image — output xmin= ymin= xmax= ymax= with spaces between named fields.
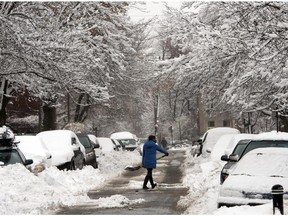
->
xmin=56 ymin=149 xmax=188 ymax=215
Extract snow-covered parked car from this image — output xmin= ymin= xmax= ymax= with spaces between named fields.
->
xmin=87 ymin=134 xmax=101 ymax=158
xmin=110 ymin=131 xmax=138 ymax=151
xmin=210 ymin=134 xmax=237 ymax=162
xmin=15 ymin=135 xmax=52 ymax=170
xmin=217 ymin=147 xmax=288 ymax=207
xmin=96 ymin=137 xmax=117 ymax=155
xmin=199 ymin=127 xmax=240 ymax=158
xmin=220 ymin=131 xmax=288 ymax=184
xmin=0 ymin=126 xmax=34 ymax=170
xmin=76 ymin=133 xmax=99 ymax=169
xmin=37 ymin=130 xmax=85 ymax=170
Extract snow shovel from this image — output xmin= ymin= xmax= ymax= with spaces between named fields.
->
xmin=125 ymin=154 xmax=167 ymax=171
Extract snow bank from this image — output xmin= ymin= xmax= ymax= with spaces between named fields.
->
xmin=0 ymin=150 xmax=141 ymax=214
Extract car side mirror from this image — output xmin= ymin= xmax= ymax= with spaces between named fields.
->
xmin=229 ymin=154 xmax=239 ymax=162
xmin=221 ymin=155 xmax=229 ymax=161
xmin=93 ymin=143 xmax=100 ymax=149
xmin=72 ymin=137 xmax=77 ymax=145
xmin=197 ymin=139 xmax=203 ymax=144
xmin=24 ymin=159 xmax=33 ymax=166
xmin=206 ymin=148 xmax=212 ymax=153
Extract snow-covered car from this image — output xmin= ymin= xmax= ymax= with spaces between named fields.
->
xmin=15 ymin=135 xmax=52 ymax=169
xmin=76 ymin=133 xmax=99 ymax=169
xmin=210 ymin=134 xmax=237 ymax=162
xmin=217 ymin=147 xmax=288 ymax=207
xmin=199 ymin=127 xmax=240 ymax=158
xmin=0 ymin=126 xmax=34 ymax=170
xmin=96 ymin=137 xmax=117 ymax=155
xmin=37 ymin=130 xmax=85 ymax=170
xmin=220 ymin=131 xmax=288 ymax=184
xmin=110 ymin=131 xmax=138 ymax=151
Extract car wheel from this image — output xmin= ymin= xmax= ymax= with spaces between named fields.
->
xmin=70 ymin=160 xmax=75 ymax=170
xmin=80 ymin=159 xmax=85 ymax=169
xmin=217 ymin=203 xmax=223 ymax=208
xmin=92 ymin=159 xmax=98 ymax=169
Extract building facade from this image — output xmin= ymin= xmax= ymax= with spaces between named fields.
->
xmin=197 ymin=95 xmax=236 ymax=135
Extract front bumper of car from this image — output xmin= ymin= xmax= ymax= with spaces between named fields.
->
xmin=218 ymin=190 xmax=288 ymax=208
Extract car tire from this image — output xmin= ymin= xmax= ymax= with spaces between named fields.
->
xmin=70 ymin=160 xmax=75 ymax=170
xmin=92 ymin=159 xmax=98 ymax=169
xmin=217 ymin=203 xmax=224 ymax=208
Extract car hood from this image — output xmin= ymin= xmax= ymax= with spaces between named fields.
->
xmin=220 ymin=175 xmax=288 ymax=197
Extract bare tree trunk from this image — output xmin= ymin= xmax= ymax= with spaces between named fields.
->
xmin=74 ymin=93 xmax=90 ymax=123
xmin=0 ymin=79 xmax=14 ymax=126
xmin=0 ymin=108 xmax=6 ymax=126
xmin=42 ymin=104 xmax=57 ymax=131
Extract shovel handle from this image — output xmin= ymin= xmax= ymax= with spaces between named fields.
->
xmin=157 ymin=154 xmax=167 ymax=160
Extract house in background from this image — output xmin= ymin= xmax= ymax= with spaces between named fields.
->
xmin=196 ymin=95 xmax=236 ymax=136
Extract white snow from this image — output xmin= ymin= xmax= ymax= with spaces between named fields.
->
xmin=110 ymin=131 xmax=136 ymax=139
xmin=1 ymin=136 xmax=287 ymax=214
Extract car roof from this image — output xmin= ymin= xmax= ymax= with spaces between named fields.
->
xmin=253 ymin=131 xmax=288 ymax=141
xmin=110 ymin=131 xmax=136 ymax=139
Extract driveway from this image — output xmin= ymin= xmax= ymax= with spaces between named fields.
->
xmin=56 ymin=149 xmax=188 ymax=215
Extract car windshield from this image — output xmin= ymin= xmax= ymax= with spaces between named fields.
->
xmin=232 ymin=140 xmax=252 ymax=156
xmin=0 ymin=149 xmax=23 ymax=165
xmin=78 ymin=136 xmax=91 ymax=148
xmin=240 ymin=140 xmax=288 ymax=159
xmin=117 ymin=139 xmax=136 ymax=146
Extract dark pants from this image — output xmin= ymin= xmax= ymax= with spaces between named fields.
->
xmin=143 ymin=168 xmax=154 ymax=188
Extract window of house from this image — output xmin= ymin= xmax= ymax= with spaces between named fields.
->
xmin=223 ymin=120 xmax=230 ymax=127
xmin=208 ymin=121 xmax=215 ymax=127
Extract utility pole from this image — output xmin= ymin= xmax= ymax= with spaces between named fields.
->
xmin=0 ymin=78 xmax=5 ymax=111
xmin=154 ymin=94 xmax=159 ymax=138
xmin=67 ymin=93 xmax=70 ymax=123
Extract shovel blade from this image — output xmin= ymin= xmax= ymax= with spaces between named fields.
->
xmin=125 ymin=165 xmax=141 ymax=171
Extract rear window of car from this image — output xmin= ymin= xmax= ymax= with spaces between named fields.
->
xmin=241 ymin=140 xmax=288 ymax=159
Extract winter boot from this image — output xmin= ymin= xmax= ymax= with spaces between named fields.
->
xmin=149 ymin=176 xmax=157 ymax=189
xmin=143 ymin=176 xmax=149 ymax=190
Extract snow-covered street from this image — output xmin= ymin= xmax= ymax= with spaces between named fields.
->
xmin=1 ymin=145 xmax=287 ymax=215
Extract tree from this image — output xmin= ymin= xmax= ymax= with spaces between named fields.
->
xmin=155 ymin=2 xmax=288 ymax=132
xmin=1 ymin=2 xmax=133 ymax=131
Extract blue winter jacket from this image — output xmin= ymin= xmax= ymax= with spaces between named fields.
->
xmin=142 ymin=140 xmax=168 ymax=168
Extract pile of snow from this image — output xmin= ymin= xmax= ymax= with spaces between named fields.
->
xmin=0 ymin=150 xmax=141 ymax=214
xmin=180 ymin=146 xmax=288 ymax=214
